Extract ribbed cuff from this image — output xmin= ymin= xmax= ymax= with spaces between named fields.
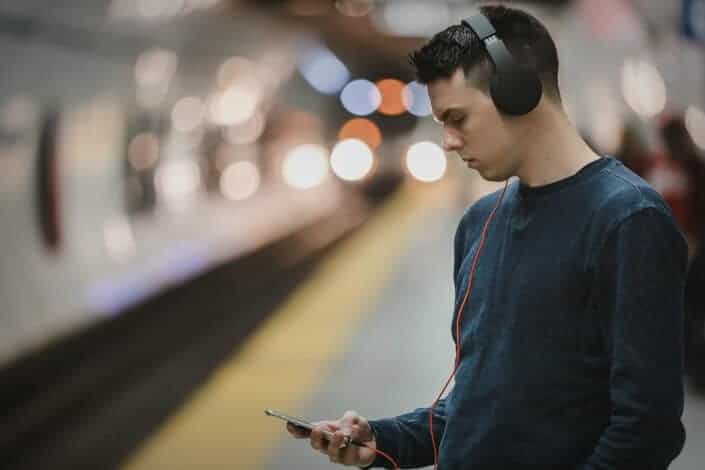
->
xmin=358 ymin=419 xmax=400 ymax=469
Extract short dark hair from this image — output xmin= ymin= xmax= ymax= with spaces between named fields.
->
xmin=408 ymin=4 xmax=561 ymax=101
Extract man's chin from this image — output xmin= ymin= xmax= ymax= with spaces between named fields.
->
xmin=476 ymin=168 xmax=510 ymax=183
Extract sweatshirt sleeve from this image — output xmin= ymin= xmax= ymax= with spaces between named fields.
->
xmin=360 ymin=399 xmax=449 ymax=469
xmin=359 ymin=211 xmax=471 ymax=468
xmin=578 ymin=207 xmax=687 ymax=469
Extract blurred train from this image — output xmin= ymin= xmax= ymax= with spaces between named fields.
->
xmin=0 ymin=0 xmax=436 ymax=369
xmin=0 ymin=3 xmax=450 ymax=466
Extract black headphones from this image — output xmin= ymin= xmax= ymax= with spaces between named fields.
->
xmin=461 ymin=13 xmax=542 ymax=116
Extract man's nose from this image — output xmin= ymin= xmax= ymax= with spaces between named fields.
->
xmin=442 ymin=130 xmax=463 ymax=152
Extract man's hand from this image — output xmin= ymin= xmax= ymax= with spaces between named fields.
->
xmin=286 ymin=410 xmax=377 ymax=467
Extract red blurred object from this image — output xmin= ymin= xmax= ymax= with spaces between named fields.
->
xmin=645 ymin=152 xmax=694 ymax=236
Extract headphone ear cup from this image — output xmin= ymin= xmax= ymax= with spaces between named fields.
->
xmin=490 ymin=66 xmax=543 ymax=116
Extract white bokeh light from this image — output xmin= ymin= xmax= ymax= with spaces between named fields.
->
xmin=405 ymin=141 xmax=447 ymax=183
xmin=223 ymin=111 xmax=266 ymax=144
xmin=208 ymin=80 xmax=262 ymax=127
xmin=135 ymin=48 xmax=178 ymax=88
xmin=171 ymin=97 xmax=205 ymax=133
xmin=155 ymin=159 xmax=201 ymax=208
xmin=134 ymin=47 xmax=178 ymax=108
xmin=685 ymin=106 xmax=705 ymax=151
xmin=103 ymin=215 xmax=136 ymax=263
xmin=330 ymin=139 xmax=374 ymax=182
xmin=217 ymin=56 xmax=255 ymax=88
xmin=621 ymin=58 xmax=666 ymax=118
xmin=220 ymin=161 xmax=260 ymax=201
xmin=586 ymin=80 xmax=623 ymax=154
xmin=374 ymin=1 xmax=450 ymax=37
xmin=282 ymin=144 xmax=329 ymax=190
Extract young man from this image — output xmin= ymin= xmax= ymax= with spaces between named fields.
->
xmin=288 ymin=5 xmax=687 ymax=469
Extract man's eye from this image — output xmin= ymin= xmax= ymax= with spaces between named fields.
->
xmin=451 ymin=116 xmax=466 ymax=126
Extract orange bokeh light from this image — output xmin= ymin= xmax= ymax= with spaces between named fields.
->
xmin=337 ymin=118 xmax=382 ymax=150
xmin=375 ymin=78 xmax=406 ymax=116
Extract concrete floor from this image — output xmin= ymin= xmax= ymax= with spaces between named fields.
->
xmin=264 ymin=199 xmax=705 ymax=470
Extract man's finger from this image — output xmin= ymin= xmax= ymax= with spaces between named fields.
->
xmin=310 ymin=422 xmax=337 ymax=453
xmin=286 ymin=422 xmax=310 ymax=439
xmin=327 ymin=430 xmax=346 ymax=463
xmin=340 ymin=432 xmax=361 ymax=466
xmin=341 ymin=410 xmax=359 ymax=426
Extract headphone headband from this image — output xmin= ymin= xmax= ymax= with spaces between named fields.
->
xmin=461 ymin=13 xmax=496 ymax=41
xmin=459 ymin=12 xmax=543 ymax=116
xmin=461 ymin=14 xmax=513 ymax=75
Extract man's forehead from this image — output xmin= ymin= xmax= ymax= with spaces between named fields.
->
xmin=427 ymin=68 xmax=467 ymax=98
xmin=428 ymin=68 xmax=477 ymax=119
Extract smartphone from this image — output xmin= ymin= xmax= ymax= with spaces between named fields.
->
xmin=264 ymin=409 xmax=317 ymax=434
xmin=264 ymin=409 xmax=361 ymax=448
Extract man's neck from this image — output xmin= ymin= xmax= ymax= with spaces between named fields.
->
xmin=515 ymin=105 xmax=601 ymax=188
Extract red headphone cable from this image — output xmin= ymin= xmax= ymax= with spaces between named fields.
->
xmin=429 ymin=181 xmax=509 ymax=469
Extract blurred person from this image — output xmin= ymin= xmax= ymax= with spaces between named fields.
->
xmin=648 ymin=115 xmax=705 ymax=254
xmin=615 ymin=121 xmax=652 ymax=178
xmin=655 ymin=115 xmax=705 ymax=390
xmin=288 ymin=5 xmax=687 ymax=469
xmin=685 ymin=224 xmax=705 ymax=391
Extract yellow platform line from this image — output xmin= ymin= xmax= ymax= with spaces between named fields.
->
xmin=121 ymin=182 xmax=449 ymax=470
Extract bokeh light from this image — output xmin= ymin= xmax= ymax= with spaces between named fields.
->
xmin=134 ymin=48 xmax=178 ymax=108
xmin=340 ymin=79 xmax=381 ymax=116
xmin=128 ymin=132 xmax=160 ymax=171
xmin=337 ymin=118 xmax=382 ymax=150
xmin=223 ymin=111 xmax=266 ymax=145
xmin=282 ymin=144 xmax=329 ymax=189
xmin=155 ymin=159 xmax=201 ymax=207
xmin=220 ymin=161 xmax=260 ymax=201
xmin=208 ymin=79 xmax=262 ymax=126
xmin=586 ymin=80 xmax=622 ymax=154
xmin=374 ymin=1 xmax=450 ymax=37
xmin=217 ymin=56 xmax=255 ymax=89
xmin=135 ymin=48 xmax=178 ymax=88
xmin=685 ymin=106 xmax=705 ymax=151
xmin=171 ymin=97 xmax=205 ymax=133
xmin=405 ymin=141 xmax=447 ymax=183
xmin=375 ymin=78 xmax=406 ymax=116
xmin=402 ymin=81 xmax=432 ymax=117
xmin=103 ymin=215 xmax=136 ymax=264
xmin=297 ymin=44 xmax=350 ymax=95
xmin=330 ymin=139 xmax=375 ymax=182
xmin=621 ymin=58 xmax=666 ymax=118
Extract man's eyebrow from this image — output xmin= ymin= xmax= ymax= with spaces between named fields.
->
xmin=433 ymin=107 xmax=463 ymax=124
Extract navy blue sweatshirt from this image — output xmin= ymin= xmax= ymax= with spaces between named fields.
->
xmin=364 ymin=157 xmax=687 ymax=469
